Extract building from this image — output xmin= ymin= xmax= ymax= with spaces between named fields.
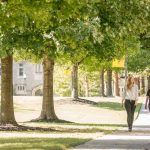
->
xmin=13 ymin=61 xmax=43 ymax=96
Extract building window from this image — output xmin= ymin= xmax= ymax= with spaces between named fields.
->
xmin=35 ymin=64 xmax=42 ymax=73
xmin=19 ymin=63 xmax=24 ymax=77
xmin=17 ymin=85 xmax=25 ymax=91
xmin=16 ymin=84 xmax=26 ymax=95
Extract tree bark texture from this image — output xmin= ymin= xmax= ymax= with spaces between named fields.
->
xmin=99 ymin=69 xmax=105 ymax=97
xmin=147 ymin=76 xmax=150 ymax=90
xmin=137 ymin=77 xmax=140 ymax=90
xmin=114 ymin=72 xmax=120 ymax=96
xmin=39 ymin=57 xmax=58 ymax=121
xmin=106 ymin=69 xmax=113 ymax=97
xmin=71 ymin=63 xmax=79 ymax=99
xmin=141 ymin=76 xmax=145 ymax=94
xmin=1 ymin=55 xmax=17 ymax=125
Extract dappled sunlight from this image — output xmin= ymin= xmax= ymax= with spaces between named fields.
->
xmin=0 ymin=0 xmax=149 ymax=149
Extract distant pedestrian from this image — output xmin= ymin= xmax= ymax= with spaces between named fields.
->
xmin=145 ymin=88 xmax=150 ymax=111
xmin=122 ymin=76 xmax=138 ymax=132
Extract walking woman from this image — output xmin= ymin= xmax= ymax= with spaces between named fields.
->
xmin=122 ymin=76 xmax=138 ymax=132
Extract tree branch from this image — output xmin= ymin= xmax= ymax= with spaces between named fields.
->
xmin=77 ymin=54 xmax=88 ymax=65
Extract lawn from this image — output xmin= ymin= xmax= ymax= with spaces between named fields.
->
xmin=13 ymin=96 xmax=129 ymax=124
xmin=95 ymin=101 xmax=142 ymax=112
xmin=21 ymin=121 xmax=126 ymax=134
xmin=0 ymin=123 xmax=120 ymax=150
xmin=95 ymin=102 xmax=142 ymax=119
xmin=13 ymin=96 xmax=143 ymax=126
xmin=0 ymin=96 xmax=143 ymax=150
xmin=0 ymin=138 xmax=90 ymax=150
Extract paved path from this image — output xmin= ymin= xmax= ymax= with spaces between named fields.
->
xmin=71 ymin=104 xmax=150 ymax=150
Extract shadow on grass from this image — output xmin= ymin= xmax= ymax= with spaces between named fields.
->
xmin=24 ymin=121 xmax=127 ymax=128
xmin=0 ymin=123 xmax=123 ymax=134
xmin=30 ymin=118 xmax=73 ymax=123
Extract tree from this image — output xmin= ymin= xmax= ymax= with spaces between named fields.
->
xmin=128 ymin=29 xmax=150 ymax=73
xmin=1 ymin=55 xmax=16 ymax=125
xmin=0 ymin=0 xmax=26 ymax=125
xmin=1 ymin=0 xmax=149 ymax=123
xmin=15 ymin=0 xmax=101 ymax=120
xmin=59 ymin=0 xmax=150 ymax=101
xmin=0 ymin=0 xmax=59 ymax=122
xmin=71 ymin=63 xmax=79 ymax=99
xmin=127 ymin=28 xmax=150 ymax=93
xmin=40 ymin=56 xmax=58 ymax=120
xmin=147 ymin=75 xmax=150 ymax=89
xmin=106 ymin=69 xmax=113 ymax=97
xmin=58 ymin=13 xmax=102 ymax=100
xmin=114 ymin=72 xmax=120 ymax=96
xmin=99 ymin=68 xmax=105 ymax=96
xmin=141 ymin=76 xmax=146 ymax=94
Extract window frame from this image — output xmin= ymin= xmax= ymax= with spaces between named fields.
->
xmin=18 ymin=63 xmax=24 ymax=77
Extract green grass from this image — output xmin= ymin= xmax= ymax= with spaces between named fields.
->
xmin=20 ymin=122 xmax=127 ymax=135
xmin=49 ymin=127 xmax=114 ymax=134
xmin=135 ymin=103 xmax=142 ymax=119
xmin=94 ymin=101 xmax=142 ymax=112
xmin=74 ymin=123 xmax=127 ymax=127
xmin=20 ymin=121 xmax=127 ymax=135
xmin=94 ymin=102 xmax=124 ymax=111
xmin=50 ymin=127 xmax=109 ymax=133
xmin=0 ymin=138 xmax=90 ymax=150
xmin=135 ymin=103 xmax=142 ymax=113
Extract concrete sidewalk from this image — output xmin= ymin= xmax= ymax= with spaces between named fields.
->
xmin=71 ymin=103 xmax=150 ymax=150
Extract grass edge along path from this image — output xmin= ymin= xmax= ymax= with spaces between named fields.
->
xmin=21 ymin=122 xmax=127 ymax=135
xmin=0 ymin=138 xmax=90 ymax=150
xmin=94 ymin=101 xmax=142 ymax=112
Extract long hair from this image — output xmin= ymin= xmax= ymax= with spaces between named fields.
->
xmin=127 ymin=76 xmax=134 ymax=90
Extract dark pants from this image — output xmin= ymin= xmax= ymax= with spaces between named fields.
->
xmin=124 ymin=100 xmax=136 ymax=129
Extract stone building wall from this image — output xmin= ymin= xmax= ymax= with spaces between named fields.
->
xmin=13 ymin=61 xmax=43 ymax=96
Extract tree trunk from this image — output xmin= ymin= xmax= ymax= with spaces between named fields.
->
xmin=99 ymin=69 xmax=105 ymax=96
xmin=71 ymin=63 xmax=79 ymax=99
xmin=1 ymin=55 xmax=17 ymax=125
xmin=85 ymin=75 xmax=89 ymax=97
xmin=141 ymin=76 xmax=145 ymax=94
xmin=39 ymin=56 xmax=58 ymax=121
xmin=106 ymin=69 xmax=113 ymax=97
xmin=114 ymin=72 xmax=120 ymax=96
xmin=147 ymin=76 xmax=150 ymax=90
xmin=137 ymin=77 xmax=140 ymax=90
